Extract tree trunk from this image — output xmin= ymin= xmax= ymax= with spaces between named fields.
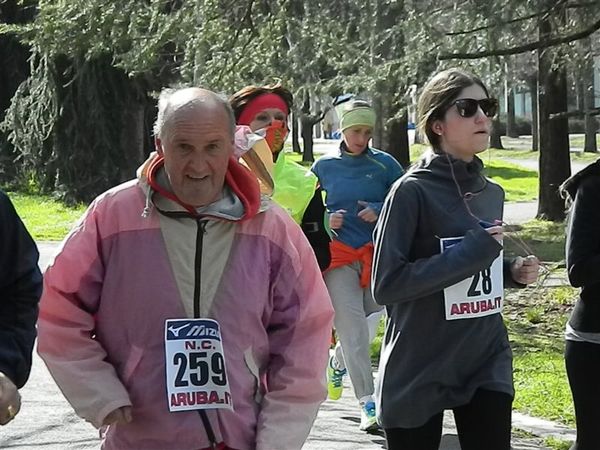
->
xmin=291 ymin=111 xmax=301 ymax=153
xmin=576 ymin=79 xmax=585 ymax=113
xmin=582 ymin=38 xmax=598 ymax=153
xmin=0 ymin=3 xmax=33 ymax=183
xmin=536 ymin=9 xmax=571 ymax=221
xmin=527 ymin=75 xmax=539 ymax=151
xmin=372 ymin=94 xmax=385 ymax=150
xmin=314 ymin=96 xmax=322 ymax=139
xmin=506 ymin=86 xmax=519 ymax=138
xmin=301 ymin=122 xmax=314 ymax=162
xmin=387 ymin=112 xmax=410 ymax=168
xmin=414 ymin=129 xmax=424 ymax=144
xmin=121 ymin=104 xmax=146 ymax=181
xmin=489 ymin=119 xmax=504 ymax=149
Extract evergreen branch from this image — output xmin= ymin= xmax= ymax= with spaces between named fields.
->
xmin=215 ymin=0 xmax=256 ymax=84
xmin=549 ymin=107 xmax=600 ymax=119
xmin=439 ymin=17 xmax=600 ymax=60
xmin=445 ymin=4 xmax=561 ymax=36
xmin=567 ymin=0 xmax=600 ymax=8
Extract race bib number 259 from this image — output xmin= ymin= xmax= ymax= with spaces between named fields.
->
xmin=164 ymin=318 xmax=233 ymax=412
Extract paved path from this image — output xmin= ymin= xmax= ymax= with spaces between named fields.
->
xmin=0 ymin=244 xmax=573 ymax=449
xmin=9 ymin=151 xmax=580 ymax=449
xmin=304 ymin=375 xmax=564 ymax=450
xmin=499 ymin=157 xmax=589 ymax=175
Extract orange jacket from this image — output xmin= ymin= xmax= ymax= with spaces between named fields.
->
xmin=327 ymin=240 xmax=374 ymax=288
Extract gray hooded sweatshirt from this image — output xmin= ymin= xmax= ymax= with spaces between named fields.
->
xmin=372 ymin=151 xmax=519 ymax=429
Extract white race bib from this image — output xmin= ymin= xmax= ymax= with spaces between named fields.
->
xmin=440 ymin=236 xmax=504 ymax=321
xmin=164 ymin=318 xmax=233 ymax=412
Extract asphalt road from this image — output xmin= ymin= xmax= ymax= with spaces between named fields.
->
xmin=0 ymin=244 xmax=557 ymax=449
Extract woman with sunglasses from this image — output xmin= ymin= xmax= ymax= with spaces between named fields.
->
xmin=560 ymin=159 xmax=600 ymax=450
xmin=230 ymin=83 xmax=331 ymax=270
xmin=372 ymin=68 xmax=539 ymax=450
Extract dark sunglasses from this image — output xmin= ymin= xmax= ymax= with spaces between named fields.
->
xmin=450 ymin=98 xmax=498 ymax=118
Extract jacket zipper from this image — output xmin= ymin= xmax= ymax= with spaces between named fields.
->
xmin=193 ymin=219 xmax=208 ymax=318
xmin=193 ymin=219 xmax=218 ymax=450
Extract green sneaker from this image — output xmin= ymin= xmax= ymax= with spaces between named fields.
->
xmin=327 ymin=356 xmax=346 ymax=400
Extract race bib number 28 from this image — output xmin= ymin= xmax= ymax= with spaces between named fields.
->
xmin=164 ymin=318 xmax=233 ymax=412
xmin=440 ymin=236 xmax=504 ymax=321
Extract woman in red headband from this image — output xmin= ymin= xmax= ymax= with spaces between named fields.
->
xmin=230 ymin=84 xmax=331 ymax=271
xmin=230 ymin=83 xmax=292 ymax=160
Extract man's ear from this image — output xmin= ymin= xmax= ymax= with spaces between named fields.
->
xmin=155 ymin=137 xmax=164 ymax=155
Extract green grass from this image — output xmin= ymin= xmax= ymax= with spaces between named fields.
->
xmin=484 ymin=160 xmax=538 ymax=202
xmin=484 ymin=148 xmax=540 ymax=160
xmin=507 ymin=281 xmax=576 ymax=427
xmin=571 ymin=150 xmax=600 ymax=162
xmin=570 ymin=134 xmax=600 ymax=150
xmin=484 ymin=146 xmax=599 ymax=163
xmin=544 ymin=436 xmax=573 ymax=450
xmin=504 ymin=219 xmax=566 ymax=263
xmin=407 ymin=145 xmax=540 ymax=201
xmin=512 ymin=350 xmax=574 ymax=425
xmin=7 ymin=192 xmax=87 ymax=241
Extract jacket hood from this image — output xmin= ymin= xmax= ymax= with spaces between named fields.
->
xmin=137 ymin=152 xmax=261 ymax=221
xmin=560 ymin=158 xmax=600 ymax=200
xmin=411 ymin=149 xmax=485 ymax=182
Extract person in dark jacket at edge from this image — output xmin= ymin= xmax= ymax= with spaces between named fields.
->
xmin=371 ymin=68 xmax=539 ymax=450
xmin=0 ymin=190 xmax=42 ymax=425
xmin=560 ymin=159 xmax=600 ymax=450
xmin=229 ymin=83 xmax=331 ymax=271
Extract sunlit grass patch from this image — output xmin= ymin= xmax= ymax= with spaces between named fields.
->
xmin=484 ymin=160 xmax=539 ymax=202
xmin=504 ymin=219 xmax=566 ymax=263
xmin=6 ymin=192 xmax=86 ymax=241
xmin=513 ymin=350 xmax=574 ymax=426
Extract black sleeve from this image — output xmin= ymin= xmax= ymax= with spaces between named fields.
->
xmin=0 ymin=191 xmax=42 ymax=388
xmin=372 ymin=181 xmax=503 ymax=305
xmin=565 ymin=176 xmax=600 ymax=288
xmin=301 ymin=187 xmax=331 ymax=271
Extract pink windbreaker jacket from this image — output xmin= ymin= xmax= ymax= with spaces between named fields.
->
xmin=37 ymin=156 xmax=334 ymax=450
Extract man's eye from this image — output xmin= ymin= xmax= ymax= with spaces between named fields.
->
xmin=255 ymin=114 xmax=269 ymax=122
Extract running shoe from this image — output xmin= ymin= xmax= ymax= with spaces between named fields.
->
xmin=326 ymin=355 xmax=346 ymax=400
xmin=359 ymin=400 xmax=379 ymax=432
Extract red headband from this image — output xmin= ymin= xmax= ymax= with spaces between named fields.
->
xmin=237 ymin=93 xmax=289 ymax=125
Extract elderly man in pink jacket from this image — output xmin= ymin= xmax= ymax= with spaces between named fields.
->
xmin=37 ymin=87 xmax=334 ymax=450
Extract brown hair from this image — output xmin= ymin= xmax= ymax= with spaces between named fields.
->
xmin=229 ymin=83 xmax=294 ymax=122
xmin=417 ymin=68 xmax=490 ymax=152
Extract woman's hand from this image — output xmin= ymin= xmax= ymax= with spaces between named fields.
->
xmin=329 ymin=209 xmax=346 ymax=229
xmin=357 ymin=201 xmax=378 ymax=223
xmin=510 ymin=255 xmax=540 ymax=285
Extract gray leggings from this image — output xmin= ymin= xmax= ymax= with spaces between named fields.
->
xmin=325 ymin=262 xmax=384 ymax=400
